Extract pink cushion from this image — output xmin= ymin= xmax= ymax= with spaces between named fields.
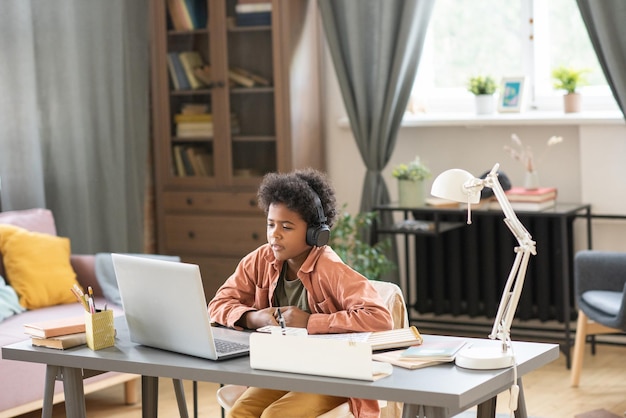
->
xmin=0 ymin=209 xmax=58 ymax=277
xmin=0 ymin=209 xmax=57 ymax=235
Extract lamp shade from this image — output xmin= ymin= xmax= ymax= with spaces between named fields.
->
xmin=431 ymin=168 xmax=481 ymax=204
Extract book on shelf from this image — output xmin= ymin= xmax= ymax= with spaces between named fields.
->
xmin=235 ymin=11 xmax=271 ymax=27
xmin=228 ymin=69 xmax=256 ymax=88
xmin=489 ymin=198 xmax=556 ymax=212
xmin=400 ymin=338 xmax=468 ymax=362
xmin=184 ymin=0 xmax=207 ymax=29
xmin=173 ymin=146 xmax=212 ymax=177
xmin=166 ymin=0 xmax=193 ymax=31
xmin=372 ymin=349 xmax=445 ymax=370
xmin=185 ymin=147 xmax=206 ymax=176
xmin=195 ymin=148 xmax=213 ymax=176
xmin=193 ymin=65 xmax=212 ymax=86
xmin=24 ymin=316 xmax=86 ymax=339
xmin=31 ymin=332 xmax=87 ymax=350
xmin=181 ymin=103 xmax=209 ymax=114
xmin=174 ymin=113 xmax=212 ymax=123
xmin=235 ymin=2 xmax=272 ymax=14
xmin=172 ymin=145 xmax=188 ymax=177
xmin=231 ymin=67 xmax=271 ymax=86
xmin=178 ymin=51 xmax=207 ymax=89
xmin=505 ymin=186 xmax=558 ymax=202
xmin=176 ymin=124 xmax=214 ymax=138
xmin=166 ymin=52 xmax=191 ymax=91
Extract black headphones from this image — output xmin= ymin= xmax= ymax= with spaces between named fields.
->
xmin=306 ymin=190 xmax=330 ymax=247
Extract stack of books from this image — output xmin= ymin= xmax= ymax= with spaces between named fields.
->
xmin=228 ymin=67 xmax=272 ymax=88
xmin=175 ymin=112 xmax=213 ymax=138
xmin=172 ymin=145 xmax=213 ymax=177
xmin=167 ymin=51 xmax=209 ymax=91
xmin=490 ymin=186 xmax=557 ymax=211
xmin=24 ymin=316 xmax=87 ymax=350
xmin=235 ymin=1 xmax=272 ymax=27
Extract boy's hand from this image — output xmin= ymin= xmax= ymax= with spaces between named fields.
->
xmin=242 ymin=308 xmax=280 ymax=329
xmin=279 ymin=306 xmax=310 ymax=329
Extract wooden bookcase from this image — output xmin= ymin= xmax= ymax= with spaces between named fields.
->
xmin=149 ymin=0 xmax=323 ymax=300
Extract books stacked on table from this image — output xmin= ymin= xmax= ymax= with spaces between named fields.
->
xmin=372 ymin=338 xmax=468 ymax=369
xmin=490 ymin=186 xmax=557 ymax=211
xmin=24 ymin=316 xmax=87 ymax=350
xmin=235 ymin=1 xmax=272 ymax=27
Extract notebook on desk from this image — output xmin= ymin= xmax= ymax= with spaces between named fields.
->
xmin=112 ymin=253 xmax=250 ymax=360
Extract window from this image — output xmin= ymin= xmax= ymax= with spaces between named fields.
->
xmin=411 ymin=0 xmax=617 ymax=113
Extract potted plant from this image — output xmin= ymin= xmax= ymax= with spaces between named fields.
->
xmin=328 ymin=205 xmax=396 ymax=281
xmin=551 ymin=66 xmax=589 ymax=113
xmin=467 ymin=75 xmax=497 ymax=114
xmin=392 ymin=156 xmax=431 ymax=207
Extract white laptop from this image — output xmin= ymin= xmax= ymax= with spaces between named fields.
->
xmin=111 ymin=253 xmax=250 ymax=360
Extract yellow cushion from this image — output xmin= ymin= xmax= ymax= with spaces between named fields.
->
xmin=0 ymin=224 xmax=80 ymax=309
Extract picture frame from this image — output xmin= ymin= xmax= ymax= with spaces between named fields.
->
xmin=498 ymin=77 xmax=526 ymax=113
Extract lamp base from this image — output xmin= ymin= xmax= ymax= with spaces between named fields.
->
xmin=455 ymin=345 xmax=515 ymax=370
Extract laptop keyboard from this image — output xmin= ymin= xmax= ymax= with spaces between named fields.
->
xmin=215 ymin=338 xmax=249 ymax=354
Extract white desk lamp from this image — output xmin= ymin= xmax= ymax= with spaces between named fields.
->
xmin=431 ymin=163 xmax=537 ymax=371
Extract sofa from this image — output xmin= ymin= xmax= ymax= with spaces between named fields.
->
xmin=0 ymin=208 xmax=139 ymax=417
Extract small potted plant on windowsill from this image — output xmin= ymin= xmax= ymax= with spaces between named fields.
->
xmin=467 ymin=75 xmax=498 ymax=115
xmin=392 ymin=156 xmax=431 ymax=207
xmin=551 ymin=66 xmax=590 ymax=113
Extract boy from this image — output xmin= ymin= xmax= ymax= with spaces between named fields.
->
xmin=208 ymin=168 xmax=392 ymax=418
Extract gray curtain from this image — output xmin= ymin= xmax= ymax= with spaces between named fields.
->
xmin=318 ymin=0 xmax=434 ymax=213
xmin=0 ymin=1 xmax=150 ymax=253
xmin=577 ymin=0 xmax=626 ymax=117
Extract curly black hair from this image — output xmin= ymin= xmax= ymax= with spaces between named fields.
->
xmin=257 ymin=168 xmax=337 ymax=228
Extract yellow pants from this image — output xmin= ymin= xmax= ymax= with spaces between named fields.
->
xmin=227 ymin=387 xmax=348 ymax=418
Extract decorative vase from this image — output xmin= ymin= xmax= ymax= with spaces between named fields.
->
xmin=563 ymin=93 xmax=581 ymax=113
xmin=524 ymin=171 xmax=540 ymax=190
xmin=398 ymin=179 xmax=425 ymax=207
xmin=474 ymin=94 xmax=496 ymax=115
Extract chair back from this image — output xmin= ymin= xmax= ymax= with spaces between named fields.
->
xmin=370 ymin=280 xmax=409 ymax=330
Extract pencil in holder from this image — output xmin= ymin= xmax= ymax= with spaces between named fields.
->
xmin=85 ymin=309 xmax=115 ymax=350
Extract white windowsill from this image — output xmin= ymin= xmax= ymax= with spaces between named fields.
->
xmin=338 ymin=110 xmax=625 ymax=129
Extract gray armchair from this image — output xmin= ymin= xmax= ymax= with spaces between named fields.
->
xmin=570 ymin=250 xmax=626 ymax=387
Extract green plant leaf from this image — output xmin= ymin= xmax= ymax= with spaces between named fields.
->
xmin=328 ymin=205 xmax=396 ymax=281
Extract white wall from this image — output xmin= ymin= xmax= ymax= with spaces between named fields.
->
xmin=321 ymin=53 xmax=626 ymax=254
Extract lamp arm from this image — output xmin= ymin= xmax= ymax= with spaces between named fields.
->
xmin=482 ymin=164 xmax=537 ymax=347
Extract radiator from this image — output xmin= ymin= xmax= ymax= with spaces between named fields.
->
xmin=411 ymin=211 xmax=576 ymax=323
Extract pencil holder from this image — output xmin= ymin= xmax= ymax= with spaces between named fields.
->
xmin=85 ymin=310 xmax=115 ymax=350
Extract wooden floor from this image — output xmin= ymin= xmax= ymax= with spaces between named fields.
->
xmin=14 ymin=343 xmax=626 ymax=418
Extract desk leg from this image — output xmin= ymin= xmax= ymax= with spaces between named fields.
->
xmin=42 ymin=365 xmax=58 ymax=418
xmin=142 ymin=376 xmax=159 ymax=418
xmin=402 ymin=404 xmax=447 ymax=418
xmin=476 ymin=379 xmax=527 ymax=418
xmin=61 ymin=367 xmax=86 ymax=418
xmin=476 ymin=397 xmax=496 ymax=418
xmin=561 ymin=216 xmax=572 ymax=369
xmin=172 ymin=379 xmax=189 ymax=418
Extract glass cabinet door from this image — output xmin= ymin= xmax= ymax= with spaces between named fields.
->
xmin=165 ymin=3 xmax=215 ymax=180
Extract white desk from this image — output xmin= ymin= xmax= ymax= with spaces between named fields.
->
xmin=2 ymin=317 xmax=558 ymax=418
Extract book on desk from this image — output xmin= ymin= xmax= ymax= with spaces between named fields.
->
xmin=31 ymin=332 xmax=87 ymax=350
xmin=24 ymin=316 xmax=85 ymax=339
